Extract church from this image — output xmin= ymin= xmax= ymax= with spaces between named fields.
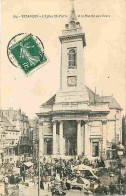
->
xmin=37 ymin=4 xmax=122 ymax=159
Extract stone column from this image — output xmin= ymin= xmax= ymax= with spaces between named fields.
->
xmin=102 ymin=120 xmax=107 ymax=153
xmin=38 ymin=121 xmax=44 ymax=156
xmin=53 ymin=120 xmax=57 ymax=155
xmin=77 ymin=120 xmax=81 ymax=156
xmin=84 ymin=121 xmax=90 ymax=156
xmin=59 ymin=120 xmax=64 ymax=155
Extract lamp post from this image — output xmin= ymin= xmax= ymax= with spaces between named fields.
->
xmin=37 ymin=120 xmax=44 ymax=196
xmin=68 ymin=140 xmax=70 ymax=156
xmin=38 ymin=132 xmax=40 ymax=196
xmin=36 ymin=124 xmax=40 ymax=196
xmin=117 ymin=143 xmax=124 ymax=194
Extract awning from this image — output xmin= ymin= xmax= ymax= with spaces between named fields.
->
xmin=23 ymin=162 xmax=33 ymax=168
xmin=74 ymin=164 xmax=92 ymax=171
xmin=13 ymin=168 xmax=20 ymax=174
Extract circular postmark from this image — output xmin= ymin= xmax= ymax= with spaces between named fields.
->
xmin=7 ymin=33 xmax=48 ymax=75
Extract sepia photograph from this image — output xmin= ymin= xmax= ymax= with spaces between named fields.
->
xmin=0 ymin=0 xmax=126 ymax=195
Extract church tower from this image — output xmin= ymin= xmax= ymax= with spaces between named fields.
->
xmin=56 ymin=2 xmax=89 ymax=103
xmin=38 ymin=1 xmax=122 ymax=159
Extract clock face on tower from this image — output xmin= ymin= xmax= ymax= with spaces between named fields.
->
xmin=67 ymin=76 xmax=77 ymax=86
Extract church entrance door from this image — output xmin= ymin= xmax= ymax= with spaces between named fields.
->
xmin=44 ymin=138 xmax=53 ymax=155
xmin=63 ymin=120 xmax=77 ymax=156
xmin=92 ymin=142 xmax=99 ymax=157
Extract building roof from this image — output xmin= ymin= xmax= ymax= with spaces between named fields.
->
xmin=96 ymin=96 xmax=122 ymax=110
xmin=0 ymin=116 xmax=19 ymax=132
xmin=41 ymin=86 xmax=122 ymax=110
xmin=0 ymin=116 xmax=13 ymax=127
xmin=23 ymin=162 xmax=33 ymax=168
xmin=43 ymin=95 xmax=56 ymax=105
xmin=85 ymin=86 xmax=100 ymax=103
xmin=0 ymin=108 xmax=28 ymax=121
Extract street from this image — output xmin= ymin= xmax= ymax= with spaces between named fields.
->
xmin=19 ymin=185 xmax=92 ymax=196
xmin=0 ymin=156 xmax=126 ymax=196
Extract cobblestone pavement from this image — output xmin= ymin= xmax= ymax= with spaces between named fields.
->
xmin=66 ymin=190 xmax=93 ymax=196
xmin=19 ymin=187 xmax=92 ymax=196
xmin=18 ymin=183 xmax=92 ymax=196
xmin=19 ymin=184 xmax=51 ymax=196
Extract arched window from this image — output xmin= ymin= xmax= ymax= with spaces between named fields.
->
xmin=68 ymin=49 xmax=76 ymax=68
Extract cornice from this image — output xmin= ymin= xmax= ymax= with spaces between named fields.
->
xmin=59 ymin=33 xmax=86 ymax=47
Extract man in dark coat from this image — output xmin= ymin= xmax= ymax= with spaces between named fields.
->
xmin=40 ymin=176 xmax=44 ymax=189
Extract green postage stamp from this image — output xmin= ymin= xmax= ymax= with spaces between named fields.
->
xmin=8 ymin=33 xmax=48 ymax=75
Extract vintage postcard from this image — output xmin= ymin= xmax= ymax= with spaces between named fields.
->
xmin=0 ymin=0 xmax=126 ymax=195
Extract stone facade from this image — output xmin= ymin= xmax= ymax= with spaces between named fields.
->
xmin=0 ymin=108 xmax=29 ymax=136
xmin=37 ymin=5 xmax=122 ymax=159
xmin=122 ymin=115 xmax=126 ymax=147
xmin=0 ymin=113 xmax=20 ymax=164
xmin=0 ymin=108 xmax=30 ymax=163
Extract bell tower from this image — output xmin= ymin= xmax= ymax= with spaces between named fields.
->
xmin=56 ymin=1 xmax=89 ymax=103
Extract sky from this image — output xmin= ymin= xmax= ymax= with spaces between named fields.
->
xmin=1 ymin=0 xmax=126 ymax=118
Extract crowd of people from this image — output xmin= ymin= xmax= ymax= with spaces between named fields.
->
xmin=0 ymin=155 xmax=126 ymax=195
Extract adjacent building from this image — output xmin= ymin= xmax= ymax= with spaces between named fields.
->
xmin=0 ymin=114 xmax=20 ymax=164
xmin=122 ymin=115 xmax=126 ymax=148
xmin=1 ymin=108 xmax=29 ymax=136
xmin=0 ymin=108 xmax=31 ymax=163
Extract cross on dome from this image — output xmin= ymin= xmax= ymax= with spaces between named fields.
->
xmin=69 ymin=0 xmax=77 ymax=22
xmin=64 ymin=0 xmax=82 ymax=31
